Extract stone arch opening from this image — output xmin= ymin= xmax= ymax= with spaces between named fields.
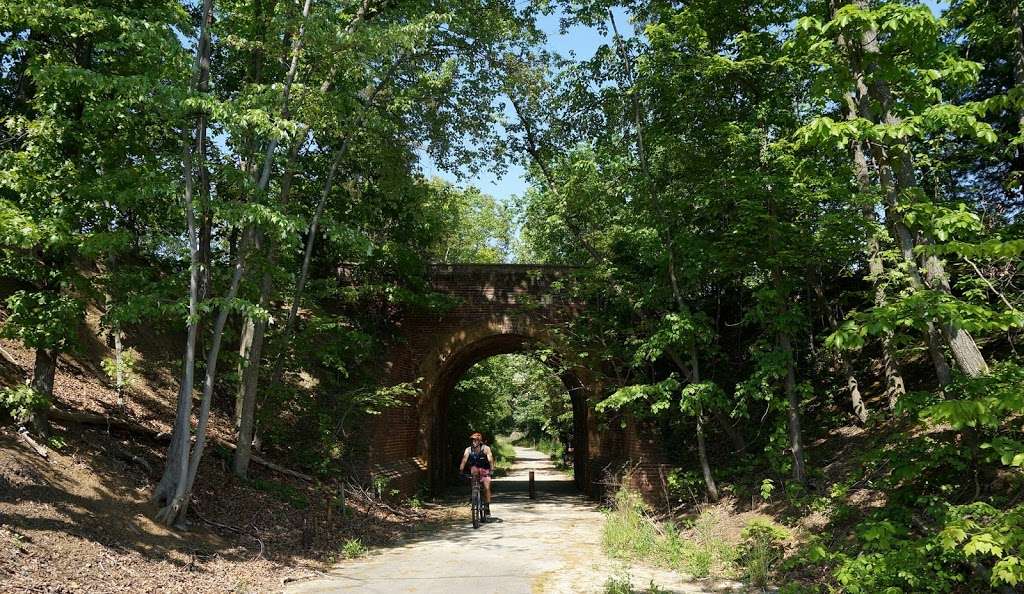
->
xmin=413 ymin=317 xmax=594 ymax=492
xmin=367 ymin=265 xmax=665 ymax=501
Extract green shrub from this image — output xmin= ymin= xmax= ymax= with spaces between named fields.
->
xmin=603 ymin=485 xmax=737 ymax=579
xmin=739 ymin=518 xmax=790 ymax=588
xmin=100 ymin=348 xmax=138 ymax=390
xmin=602 ymin=486 xmax=658 ymax=559
xmin=341 ymin=538 xmax=367 ymax=558
xmin=602 ymin=570 xmax=633 ymax=594
xmin=0 ymin=384 xmax=49 ymax=424
xmin=490 ymin=436 xmax=517 ymax=475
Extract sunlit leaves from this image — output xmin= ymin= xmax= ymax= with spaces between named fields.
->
xmin=0 ymin=290 xmax=83 ymax=351
xmin=597 ymin=376 xmax=681 ymax=417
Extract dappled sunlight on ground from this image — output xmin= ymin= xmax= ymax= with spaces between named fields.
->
xmin=286 ymin=446 xmax=744 ymax=594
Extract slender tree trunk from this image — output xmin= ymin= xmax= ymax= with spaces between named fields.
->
xmin=264 ymin=59 xmax=404 ymax=394
xmin=177 ymin=232 xmax=252 ymax=522
xmin=159 ymin=229 xmax=253 ymax=525
xmin=779 ymin=331 xmax=806 ymax=485
xmin=235 ymin=319 xmax=255 ymax=427
xmin=695 ymin=413 xmax=718 ymax=502
xmin=231 ymin=0 xmax=321 ymax=463
xmin=112 ymin=328 xmax=125 ymax=406
xmin=153 ymin=0 xmax=213 ymax=526
xmin=689 ymin=345 xmax=718 ymax=501
xmin=234 ymin=233 xmax=272 ymax=477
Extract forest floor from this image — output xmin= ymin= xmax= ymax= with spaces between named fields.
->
xmin=286 ymin=446 xmax=743 ymax=594
xmin=0 ymin=318 xmax=464 ymax=594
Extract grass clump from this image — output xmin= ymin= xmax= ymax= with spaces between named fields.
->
xmin=602 ymin=570 xmax=633 ymax=594
xmin=739 ymin=518 xmax=789 ymax=588
xmin=602 ymin=485 xmax=737 ymax=579
xmin=341 ymin=538 xmax=367 ymax=558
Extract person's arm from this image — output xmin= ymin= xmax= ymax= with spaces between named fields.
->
xmin=459 ymin=447 xmax=470 ymax=473
xmin=485 ymin=445 xmax=495 ymax=468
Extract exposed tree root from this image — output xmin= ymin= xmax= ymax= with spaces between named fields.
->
xmin=17 ymin=427 xmax=49 ymax=459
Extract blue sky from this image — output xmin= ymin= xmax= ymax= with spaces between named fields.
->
xmin=422 ymin=1 xmax=946 ymax=205
xmin=420 ymin=7 xmax=635 ymax=205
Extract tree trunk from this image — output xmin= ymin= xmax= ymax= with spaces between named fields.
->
xmin=916 ymin=237 xmax=989 ymax=377
xmin=152 ymin=0 xmax=213 ymax=526
xmin=688 ymin=345 xmax=719 ymax=501
xmin=888 ymin=210 xmax=954 ymax=386
xmin=177 ymin=231 xmax=252 ymax=523
xmin=848 ymin=0 xmax=988 ymax=379
xmin=261 ymin=46 xmax=405 ymax=407
xmin=844 ymin=361 xmax=867 ymax=424
xmin=234 ymin=235 xmax=272 ymax=477
xmin=779 ymin=331 xmax=806 ymax=485
xmin=834 ymin=38 xmax=907 ymax=406
xmin=112 ymin=328 xmax=125 ymax=406
xmin=234 ymin=318 xmax=255 ymax=428
xmin=695 ymin=413 xmax=719 ymax=502
xmin=28 ymin=347 xmax=56 ymax=433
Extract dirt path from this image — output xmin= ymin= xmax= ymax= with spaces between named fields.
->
xmin=285 ymin=446 xmax=741 ymax=594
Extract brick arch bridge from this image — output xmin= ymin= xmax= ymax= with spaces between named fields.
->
xmin=365 ymin=264 xmax=666 ymax=498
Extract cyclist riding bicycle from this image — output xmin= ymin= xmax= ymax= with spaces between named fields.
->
xmin=458 ymin=431 xmax=494 ymax=517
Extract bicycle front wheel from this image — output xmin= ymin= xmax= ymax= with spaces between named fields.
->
xmin=471 ymin=486 xmax=481 ymax=529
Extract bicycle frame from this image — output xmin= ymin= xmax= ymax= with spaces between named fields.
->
xmin=467 ymin=472 xmax=483 ymax=529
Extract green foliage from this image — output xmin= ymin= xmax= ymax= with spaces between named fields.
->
xmin=598 ymin=376 xmax=675 ymax=417
xmin=1 ymin=291 xmax=83 ymax=351
xmin=739 ymin=519 xmax=790 ymax=588
xmin=602 ymin=570 xmax=633 ymax=594
xmin=920 ymin=363 xmax=1024 ymax=430
xmin=0 ymin=384 xmax=49 ymax=424
xmin=425 ymin=180 xmax=515 ymax=263
xmin=603 ymin=485 xmax=737 ymax=579
xmin=341 ymin=538 xmax=367 ymax=559
xmin=447 ymin=353 xmax=571 ymax=472
xmin=100 ymin=349 xmax=138 ymax=390
xmin=489 ymin=436 xmax=518 ymax=476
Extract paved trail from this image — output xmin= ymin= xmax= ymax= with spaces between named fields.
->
xmin=286 ymin=446 xmax=741 ymax=594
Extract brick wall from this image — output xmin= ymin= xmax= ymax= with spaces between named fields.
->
xmin=361 ymin=264 xmax=666 ymax=503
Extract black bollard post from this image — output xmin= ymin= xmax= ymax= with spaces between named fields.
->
xmin=529 ymin=470 xmax=535 ymax=499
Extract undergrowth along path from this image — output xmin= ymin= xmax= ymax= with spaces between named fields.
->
xmin=286 ymin=446 xmax=741 ymax=594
